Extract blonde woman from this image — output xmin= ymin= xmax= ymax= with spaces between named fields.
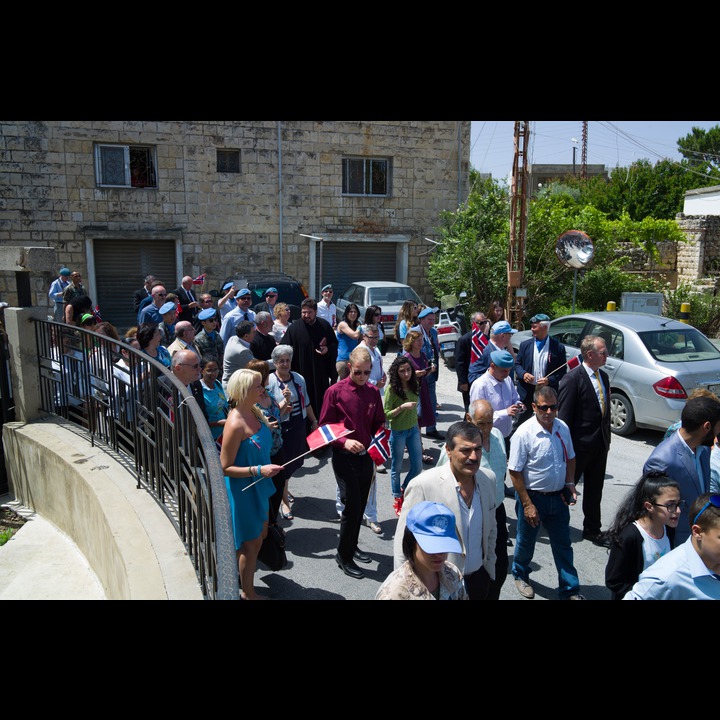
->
xmin=220 ymin=368 xmax=284 ymax=600
xmin=271 ymin=302 xmax=292 ymax=343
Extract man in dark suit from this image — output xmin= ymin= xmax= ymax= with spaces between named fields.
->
xmin=249 ymin=311 xmax=276 ymax=367
xmin=558 ymin=335 xmax=611 ymax=547
xmin=133 ymin=275 xmax=155 ymax=314
xmin=643 ymin=394 xmax=720 ymax=547
xmin=159 ymin=348 xmax=208 ymax=422
xmin=174 ymin=276 xmax=200 ymax=323
xmin=253 ymin=287 xmax=279 ymax=320
xmin=455 ymin=311 xmax=488 ymax=414
xmin=515 ymin=313 xmax=567 ymax=426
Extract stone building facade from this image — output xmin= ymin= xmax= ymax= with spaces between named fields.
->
xmin=0 ymin=121 xmax=470 ymax=329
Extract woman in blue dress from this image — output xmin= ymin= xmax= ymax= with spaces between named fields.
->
xmin=335 ymin=303 xmax=362 ymax=380
xmin=220 ymin=368 xmax=284 ymax=600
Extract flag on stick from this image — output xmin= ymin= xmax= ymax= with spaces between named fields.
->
xmin=470 ymin=322 xmax=489 ymax=364
xmin=545 ymin=353 xmax=582 ymax=379
xmin=367 ymin=426 xmax=391 ymax=466
xmin=192 ymin=273 xmax=206 ymax=285
xmin=306 ymin=422 xmax=353 ymax=451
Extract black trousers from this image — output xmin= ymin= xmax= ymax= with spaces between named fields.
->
xmin=332 ymin=449 xmax=374 ymax=561
xmin=574 ymin=444 xmax=609 ymax=534
xmin=485 ymin=503 xmax=509 ymax=601
xmin=463 ymin=565 xmax=491 ymax=600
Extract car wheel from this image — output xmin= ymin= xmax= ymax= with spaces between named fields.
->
xmin=610 ymin=392 xmax=636 ymax=436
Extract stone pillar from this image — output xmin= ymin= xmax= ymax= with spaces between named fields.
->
xmin=3 ymin=307 xmax=47 ymax=422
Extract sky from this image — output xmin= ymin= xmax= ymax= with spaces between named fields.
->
xmin=470 ymin=121 xmax=720 ymax=182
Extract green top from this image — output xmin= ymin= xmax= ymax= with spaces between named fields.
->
xmin=383 ymin=385 xmax=420 ymax=431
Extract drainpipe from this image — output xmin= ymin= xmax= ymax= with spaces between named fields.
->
xmin=277 ymin=121 xmax=284 ymax=273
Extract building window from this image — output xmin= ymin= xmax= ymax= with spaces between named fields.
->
xmin=95 ymin=144 xmax=157 ymax=188
xmin=342 ymin=157 xmax=389 ymax=196
xmin=217 ymin=149 xmax=241 ymax=173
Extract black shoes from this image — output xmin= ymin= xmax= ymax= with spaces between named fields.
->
xmin=335 ymin=553 xmax=365 ymax=579
xmin=425 ymin=429 xmax=444 ymax=440
xmin=583 ymin=530 xmax=611 ymax=548
xmin=353 ymin=549 xmax=372 ymax=564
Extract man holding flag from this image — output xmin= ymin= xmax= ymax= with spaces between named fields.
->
xmin=514 ymin=313 xmax=567 ymax=426
xmin=318 ymin=345 xmax=386 ymax=579
xmin=455 ymin=311 xmax=489 ymax=414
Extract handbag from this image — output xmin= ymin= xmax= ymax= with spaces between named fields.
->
xmin=257 ymin=523 xmax=287 ymax=571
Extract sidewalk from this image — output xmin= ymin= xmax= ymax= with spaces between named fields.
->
xmin=0 ymin=495 xmax=106 ymax=600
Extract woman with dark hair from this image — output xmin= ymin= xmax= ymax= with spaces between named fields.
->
xmin=375 ymin=501 xmax=468 ymax=600
xmin=335 ymin=302 xmax=362 ymax=380
xmin=363 ymin=304 xmax=386 ymax=355
xmin=486 ymin=300 xmax=505 ymax=325
xmin=200 ymin=355 xmax=228 ymax=442
xmin=605 ymin=470 xmax=682 ymax=600
xmin=384 ymin=355 xmax=423 ymax=516
xmin=136 ymin=322 xmax=172 ymax=368
xmin=65 ymin=294 xmax=94 ymax=326
xmin=402 ymin=329 xmax=434 ymax=465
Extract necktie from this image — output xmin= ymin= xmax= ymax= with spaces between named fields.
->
xmin=594 ymin=370 xmax=605 ymax=414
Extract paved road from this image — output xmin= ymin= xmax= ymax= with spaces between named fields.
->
xmin=254 ymin=342 xmax=665 ymax=601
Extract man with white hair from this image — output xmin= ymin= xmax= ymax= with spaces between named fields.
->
xmin=514 ymin=313 xmax=567 ymax=426
xmin=174 ymin=275 xmax=200 ymax=323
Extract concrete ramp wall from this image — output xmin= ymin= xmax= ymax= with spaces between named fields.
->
xmin=3 ymin=417 xmax=203 ymax=600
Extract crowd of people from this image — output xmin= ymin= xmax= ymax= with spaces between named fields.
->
xmin=46 ymin=272 xmax=720 ymax=600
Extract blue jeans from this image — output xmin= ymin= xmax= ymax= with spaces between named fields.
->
xmin=512 ymin=492 xmax=580 ymax=599
xmin=425 ymin=370 xmax=438 ymax=432
xmin=389 ymin=424 xmax=422 ymax=498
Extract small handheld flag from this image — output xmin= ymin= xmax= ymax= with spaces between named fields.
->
xmin=567 ymin=354 xmax=581 ymax=370
xmin=367 ymin=426 xmax=391 ymax=466
xmin=192 ymin=273 xmax=206 ymax=285
xmin=306 ymin=422 xmax=353 ymax=451
xmin=470 ymin=322 xmax=489 ymax=364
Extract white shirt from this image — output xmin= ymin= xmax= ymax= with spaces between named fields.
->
xmin=468 ymin=370 xmax=520 ymax=438
xmin=508 ymin=415 xmax=575 ymax=491
xmin=455 ymin=481 xmax=484 ymax=575
xmin=316 ymin=300 xmax=336 ymax=327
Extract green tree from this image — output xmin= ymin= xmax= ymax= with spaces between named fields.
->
xmin=427 ymin=172 xmax=509 ymax=314
xmin=678 ymin=125 xmax=720 ymax=174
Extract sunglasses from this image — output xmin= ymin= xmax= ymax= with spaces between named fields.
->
xmin=693 ymin=494 xmax=720 ymax=525
xmin=267 ymin=294 xmax=277 ymax=298
xmin=179 ymin=363 xmax=200 ymax=369
xmin=352 ymin=369 xmax=371 ymax=376
xmin=155 ymin=293 xmax=167 ymax=297
xmin=535 ymin=403 xmax=558 ymax=412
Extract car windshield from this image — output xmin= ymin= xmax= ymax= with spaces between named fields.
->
xmin=638 ymin=329 xmax=720 ymax=362
xmin=368 ymin=287 xmax=421 ymax=305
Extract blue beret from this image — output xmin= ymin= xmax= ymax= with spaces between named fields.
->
xmin=490 ymin=350 xmax=514 ymax=368
xmin=159 ymin=301 xmax=176 ymax=315
xmin=198 ymin=308 xmax=216 ymax=321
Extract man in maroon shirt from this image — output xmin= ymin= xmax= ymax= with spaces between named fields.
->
xmin=319 ymin=345 xmax=386 ymax=579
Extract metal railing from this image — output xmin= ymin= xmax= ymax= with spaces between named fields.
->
xmin=33 ymin=319 xmax=238 ymax=600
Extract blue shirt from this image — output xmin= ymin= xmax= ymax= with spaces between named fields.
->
xmin=623 ymin=537 xmax=720 ymax=600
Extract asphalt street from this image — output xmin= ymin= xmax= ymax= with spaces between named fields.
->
xmin=253 ymin=342 xmax=665 ymax=601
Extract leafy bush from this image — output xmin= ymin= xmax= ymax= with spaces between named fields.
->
xmin=665 ymin=283 xmax=720 ymax=337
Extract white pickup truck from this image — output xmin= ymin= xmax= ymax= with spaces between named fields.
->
xmin=435 ymin=310 xmax=461 ymax=369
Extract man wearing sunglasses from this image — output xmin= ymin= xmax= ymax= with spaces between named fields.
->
xmin=624 ymin=492 xmax=720 ymax=599
xmin=509 ymin=385 xmax=585 ymax=600
xmin=318 ymin=345 xmax=386 ymax=580
xmin=455 ymin=311 xmax=489 ymax=414
xmin=254 ymin=287 xmax=279 ymax=320
xmin=558 ymin=335 xmax=612 ymax=548
xmin=643 ymin=394 xmax=720 ymax=547
xmin=137 ymin=284 xmax=169 ymax=326
xmin=159 ymin=348 xmax=209 ymax=423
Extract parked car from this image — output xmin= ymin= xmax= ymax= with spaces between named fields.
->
xmin=220 ymin=272 xmax=309 ymax=320
xmin=511 ymin=311 xmax=720 ymax=436
xmin=336 ymin=281 xmax=424 ymax=339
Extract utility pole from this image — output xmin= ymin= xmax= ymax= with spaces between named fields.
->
xmin=507 ymin=121 xmax=530 ymax=329
xmin=581 ymin=120 xmax=588 ymax=180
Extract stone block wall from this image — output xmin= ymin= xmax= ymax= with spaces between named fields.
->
xmin=0 ymin=121 xmax=470 ymax=308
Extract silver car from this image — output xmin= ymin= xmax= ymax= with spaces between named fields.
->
xmin=511 ymin=311 xmax=720 ymax=436
xmin=336 ymin=281 xmax=424 ymax=339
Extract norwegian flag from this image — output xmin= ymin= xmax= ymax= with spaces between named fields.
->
xmin=306 ymin=422 xmax=353 ymax=451
xmin=470 ymin=322 xmax=489 ymax=364
xmin=92 ymin=304 xmax=102 ymax=322
xmin=367 ymin=426 xmax=391 ymax=466
xmin=192 ymin=273 xmax=206 ymax=285
xmin=567 ymin=354 xmax=581 ymax=370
